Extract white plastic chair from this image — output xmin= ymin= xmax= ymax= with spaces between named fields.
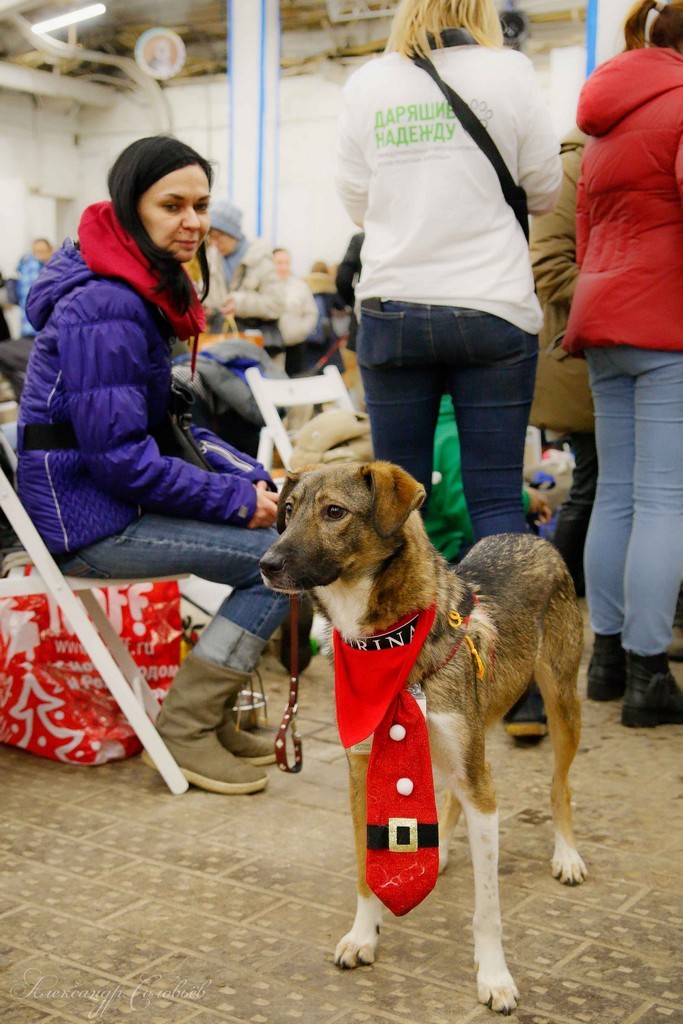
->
xmin=0 ymin=462 xmax=189 ymax=795
xmin=245 ymin=364 xmax=356 ymax=471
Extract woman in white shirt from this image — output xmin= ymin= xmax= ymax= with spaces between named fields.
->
xmin=336 ymin=0 xmax=561 ymax=540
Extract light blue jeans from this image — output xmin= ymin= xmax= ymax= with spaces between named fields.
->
xmin=58 ymin=515 xmax=289 ymax=674
xmin=584 ymin=347 xmax=683 ymax=655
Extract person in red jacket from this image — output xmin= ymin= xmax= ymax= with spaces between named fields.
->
xmin=563 ymin=0 xmax=683 ymax=728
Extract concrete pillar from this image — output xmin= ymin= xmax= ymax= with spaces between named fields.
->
xmin=227 ymin=0 xmax=280 ymax=243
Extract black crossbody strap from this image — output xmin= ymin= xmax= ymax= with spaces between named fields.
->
xmin=411 ymin=51 xmax=528 ymax=237
xmin=23 ymin=422 xmax=78 ymax=450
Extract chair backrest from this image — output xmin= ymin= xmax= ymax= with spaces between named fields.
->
xmin=245 ymin=364 xmax=355 ymax=471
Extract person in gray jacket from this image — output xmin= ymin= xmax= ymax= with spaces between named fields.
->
xmin=204 ymin=199 xmax=285 ymax=358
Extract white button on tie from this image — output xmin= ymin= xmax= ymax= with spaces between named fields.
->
xmin=396 ymin=777 xmax=414 ymax=796
xmin=389 ymin=724 xmax=406 ymax=741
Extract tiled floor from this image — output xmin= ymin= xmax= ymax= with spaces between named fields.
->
xmin=1 ymin=607 xmax=682 ymax=1024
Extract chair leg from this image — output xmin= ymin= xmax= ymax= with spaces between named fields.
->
xmin=78 ymin=590 xmax=162 ymax=721
xmin=57 ymin=588 xmax=188 ymax=794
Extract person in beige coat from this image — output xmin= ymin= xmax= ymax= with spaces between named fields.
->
xmin=529 ymin=128 xmax=595 ymax=600
xmin=302 ymin=262 xmax=348 ymax=375
xmin=205 ymin=199 xmax=285 ymax=357
xmin=272 ymin=247 xmax=319 ymax=376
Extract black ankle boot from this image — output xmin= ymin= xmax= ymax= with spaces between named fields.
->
xmin=670 ymin=586 xmax=683 ymax=662
xmin=621 ymin=652 xmax=683 ymax=728
xmin=586 ymin=633 xmax=626 ymax=701
xmin=503 ymin=684 xmax=548 ymax=742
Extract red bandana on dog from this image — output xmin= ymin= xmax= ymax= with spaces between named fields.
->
xmin=334 ymin=605 xmax=439 ymax=916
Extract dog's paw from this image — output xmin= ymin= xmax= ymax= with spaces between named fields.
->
xmin=334 ymin=931 xmax=377 ymax=970
xmin=552 ymin=839 xmax=587 ymax=886
xmin=477 ymin=971 xmax=519 ymax=1015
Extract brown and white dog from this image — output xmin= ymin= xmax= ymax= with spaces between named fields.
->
xmin=259 ymin=461 xmax=587 ymax=1014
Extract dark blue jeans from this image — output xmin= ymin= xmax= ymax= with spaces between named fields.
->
xmin=357 ymin=302 xmax=538 ymax=539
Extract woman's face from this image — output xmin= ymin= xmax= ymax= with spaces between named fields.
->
xmin=273 ymin=249 xmax=291 ymax=280
xmin=137 ymin=164 xmax=211 ymax=263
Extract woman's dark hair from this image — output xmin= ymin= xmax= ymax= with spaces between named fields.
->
xmin=108 ymin=135 xmax=214 ymax=312
xmin=624 ymin=0 xmax=683 ymax=49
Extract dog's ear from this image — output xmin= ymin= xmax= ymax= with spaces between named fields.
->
xmin=276 ymin=471 xmax=301 ymax=533
xmin=360 ymin=461 xmax=426 ymax=539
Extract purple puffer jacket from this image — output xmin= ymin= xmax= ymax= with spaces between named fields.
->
xmin=18 ymin=241 xmax=273 ymax=554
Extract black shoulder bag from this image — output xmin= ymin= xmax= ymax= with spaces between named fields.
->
xmin=154 ymin=377 xmax=214 ymax=472
xmin=410 ymin=51 xmax=529 ymax=241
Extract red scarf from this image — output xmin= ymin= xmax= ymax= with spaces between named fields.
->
xmin=334 ymin=605 xmax=436 ymax=748
xmin=78 ymin=201 xmax=206 ymax=343
xmin=334 ymin=605 xmax=439 ymax=916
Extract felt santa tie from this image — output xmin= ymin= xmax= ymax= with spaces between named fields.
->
xmin=334 ymin=606 xmax=439 ymax=916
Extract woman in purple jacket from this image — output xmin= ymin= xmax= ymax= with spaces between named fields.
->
xmin=17 ymin=136 xmax=289 ymax=795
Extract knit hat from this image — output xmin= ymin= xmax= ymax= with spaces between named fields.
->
xmin=210 ymin=199 xmax=243 ymax=239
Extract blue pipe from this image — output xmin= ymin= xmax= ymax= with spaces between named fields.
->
xmin=585 ymin=0 xmax=598 ymax=77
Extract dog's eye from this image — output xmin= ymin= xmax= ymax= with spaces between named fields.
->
xmin=325 ymin=505 xmax=347 ymax=521
xmin=284 ymin=502 xmax=293 ymax=519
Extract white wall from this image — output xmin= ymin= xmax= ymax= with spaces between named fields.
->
xmin=0 ymin=39 xmax=583 ymax=311
xmin=76 ymin=79 xmax=230 ymax=209
xmin=75 ymin=69 xmax=357 ymax=277
xmin=548 ymin=46 xmax=586 ymax=141
xmin=0 ymin=89 xmax=82 ymax=334
xmin=591 ymin=0 xmax=632 ymax=68
xmin=0 ymin=92 xmax=80 ymax=273
xmin=276 ymin=69 xmax=358 ymax=276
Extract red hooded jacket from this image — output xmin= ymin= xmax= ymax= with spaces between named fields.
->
xmin=563 ymin=48 xmax=683 ymax=354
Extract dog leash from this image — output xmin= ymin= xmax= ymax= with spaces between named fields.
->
xmin=416 ymin=596 xmax=485 ymax=688
xmin=275 ymin=594 xmax=303 ymax=773
xmin=292 ymin=333 xmax=348 ymax=378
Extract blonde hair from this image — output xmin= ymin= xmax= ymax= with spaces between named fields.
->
xmin=623 ymin=0 xmax=683 ymax=49
xmin=386 ymin=0 xmax=504 ymax=56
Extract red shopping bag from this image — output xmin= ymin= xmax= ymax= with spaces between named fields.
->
xmin=0 ymin=577 xmax=182 ymax=765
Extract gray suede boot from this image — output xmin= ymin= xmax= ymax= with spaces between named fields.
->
xmin=215 ymin=667 xmax=277 ymax=766
xmin=151 ymin=652 xmax=269 ymax=794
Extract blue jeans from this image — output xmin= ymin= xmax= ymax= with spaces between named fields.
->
xmin=585 ymin=347 xmax=683 ymax=655
xmin=358 ymin=302 xmax=538 ymax=538
xmin=58 ymin=515 xmax=289 ymax=674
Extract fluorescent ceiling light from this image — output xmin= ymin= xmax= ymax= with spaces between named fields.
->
xmin=32 ymin=4 xmax=106 ymax=35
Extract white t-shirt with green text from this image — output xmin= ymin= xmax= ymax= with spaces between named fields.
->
xmin=336 ymin=44 xmax=562 ymax=333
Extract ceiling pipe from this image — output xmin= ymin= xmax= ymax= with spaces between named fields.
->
xmin=0 ymin=59 xmax=116 ymax=105
xmin=8 ymin=12 xmax=171 ymax=132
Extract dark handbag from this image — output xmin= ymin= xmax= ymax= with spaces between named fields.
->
xmin=410 ymin=52 xmax=530 ymax=241
xmin=154 ymin=377 xmax=214 ymax=471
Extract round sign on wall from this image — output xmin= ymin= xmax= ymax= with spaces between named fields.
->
xmin=134 ymin=28 xmax=186 ymax=80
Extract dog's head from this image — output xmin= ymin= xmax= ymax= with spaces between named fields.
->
xmin=259 ymin=461 xmax=426 ymax=593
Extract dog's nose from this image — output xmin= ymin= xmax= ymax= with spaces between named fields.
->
xmin=259 ymin=550 xmax=286 ymax=576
